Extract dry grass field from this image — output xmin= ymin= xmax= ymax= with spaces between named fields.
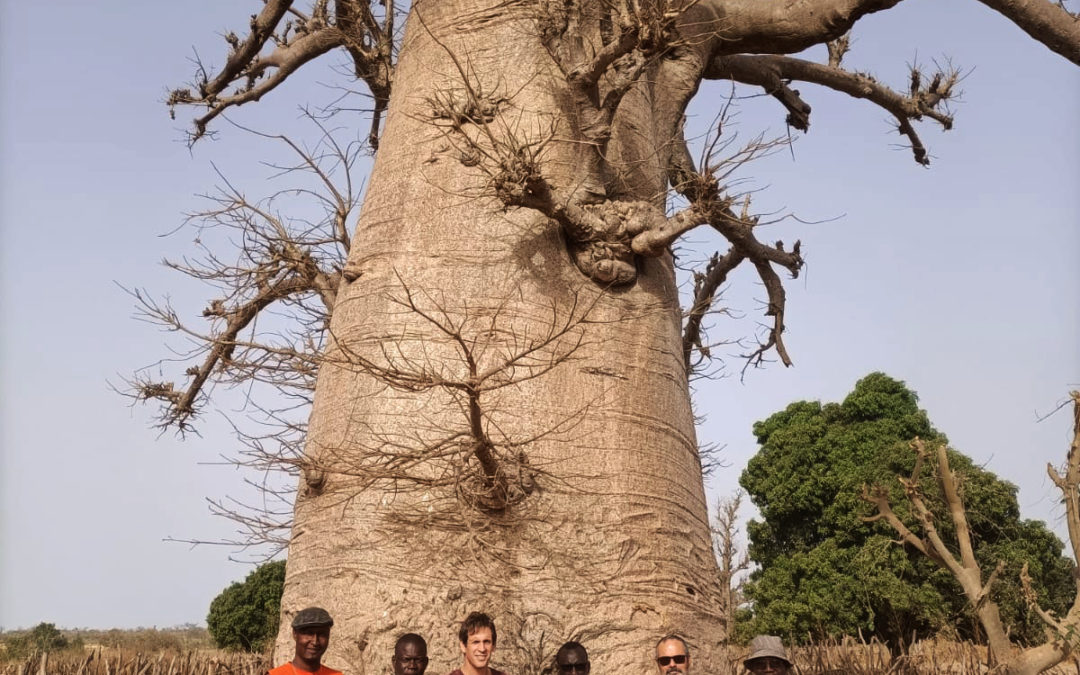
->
xmin=0 ymin=649 xmax=267 ymax=675
xmin=3 ymin=640 xmax=1080 ymax=675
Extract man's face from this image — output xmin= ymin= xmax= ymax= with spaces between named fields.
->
xmin=393 ymin=640 xmax=429 ymax=675
xmin=556 ymin=646 xmax=590 ymax=675
xmin=293 ymin=626 xmax=331 ymax=663
xmin=746 ymin=657 xmax=789 ymax=675
xmin=461 ymin=627 xmax=495 ymax=670
xmin=655 ymin=639 xmax=690 ymax=675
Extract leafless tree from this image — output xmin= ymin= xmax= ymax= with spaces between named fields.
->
xmin=862 ymin=392 xmax=1080 ymax=675
xmin=713 ymin=490 xmax=751 ymax=631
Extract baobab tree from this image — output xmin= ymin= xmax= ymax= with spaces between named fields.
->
xmin=147 ymin=0 xmax=1080 ymax=672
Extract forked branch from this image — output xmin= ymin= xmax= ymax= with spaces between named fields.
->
xmin=327 ymin=277 xmax=601 ymax=511
xmin=123 ymin=115 xmax=361 ymax=431
xmin=168 ymin=0 xmax=395 ymax=145
xmin=707 ymin=54 xmax=958 ymax=165
xmin=862 ymin=401 xmax=1080 ymax=674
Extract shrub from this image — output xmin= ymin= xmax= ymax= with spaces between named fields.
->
xmin=207 ymin=560 xmax=286 ymax=652
xmin=3 ymin=622 xmax=70 ymax=660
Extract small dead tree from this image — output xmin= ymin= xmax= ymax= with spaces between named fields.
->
xmin=862 ymin=391 xmax=1080 ymax=675
xmin=713 ymin=490 xmax=751 ymax=631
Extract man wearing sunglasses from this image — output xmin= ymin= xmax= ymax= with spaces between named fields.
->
xmin=554 ymin=641 xmax=590 ymax=675
xmin=742 ymin=635 xmax=792 ymax=674
xmin=654 ymin=635 xmax=691 ymax=675
xmin=392 ymin=633 xmax=429 ymax=675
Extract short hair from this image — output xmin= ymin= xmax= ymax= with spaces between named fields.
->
xmin=395 ymin=633 xmax=427 ymax=653
xmin=655 ymin=634 xmax=689 ymax=655
xmin=556 ymin=641 xmax=588 ymax=661
xmin=458 ymin=612 xmax=497 ymax=646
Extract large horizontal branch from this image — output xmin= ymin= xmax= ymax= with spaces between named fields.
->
xmin=695 ymin=0 xmax=1079 ymax=65
xmin=700 ymin=0 xmax=904 ymax=56
xmin=706 ymin=54 xmax=956 ymax=164
xmin=977 ymin=0 xmax=1080 ymax=65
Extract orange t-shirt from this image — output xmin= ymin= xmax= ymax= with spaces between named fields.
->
xmin=268 ymin=663 xmax=343 ymax=675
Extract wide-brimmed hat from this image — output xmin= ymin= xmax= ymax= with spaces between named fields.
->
xmin=744 ymin=635 xmax=791 ymax=668
xmin=292 ymin=607 xmax=334 ymax=629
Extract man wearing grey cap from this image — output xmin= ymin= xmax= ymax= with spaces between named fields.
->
xmin=268 ymin=607 xmax=343 ymax=675
xmin=743 ymin=635 xmax=792 ymax=674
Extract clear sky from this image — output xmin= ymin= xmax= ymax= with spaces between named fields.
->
xmin=1 ymin=1 xmax=1077 ymax=630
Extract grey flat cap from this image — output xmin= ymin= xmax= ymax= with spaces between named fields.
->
xmin=292 ymin=607 xmax=334 ymax=629
xmin=744 ymin=635 xmax=791 ymax=668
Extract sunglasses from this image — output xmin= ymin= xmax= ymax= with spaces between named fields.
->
xmin=747 ymin=657 xmax=788 ymax=671
xmin=656 ymin=655 xmax=688 ymax=666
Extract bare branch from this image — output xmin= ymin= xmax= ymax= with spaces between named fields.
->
xmin=860 ymin=435 xmax=1080 ymax=667
xmin=124 ymin=114 xmax=360 ymax=435
xmin=707 ymin=54 xmax=958 ymax=165
xmin=169 ymin=0 xmax=396 ymax=144
xmin=682 ymin=248 xmax=745 ymax=374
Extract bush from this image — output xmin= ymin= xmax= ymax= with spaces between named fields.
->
xmin=2 ymin=622 xmax=71 ymax=660
xmin=207 ymin=560 xmax=286 ymax=652
xmin=737 ymin=373 xmax=1075 ymax=650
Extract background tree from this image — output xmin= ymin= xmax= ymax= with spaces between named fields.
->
xmin=207 ymin=560 xmax=286 ymax=653
xmin=738 ymin=373 xmax=1075 ymax=651
xmin=141 ymin=0 xmax=1080 ymax=671
xmin=713 ymin=491 xmax=751 ymax=632
xmin=1 ymin=623 xmax=72 ymax=660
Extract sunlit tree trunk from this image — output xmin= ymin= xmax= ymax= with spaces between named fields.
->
xmin=276 ymin=1 xmax=725 ymax=671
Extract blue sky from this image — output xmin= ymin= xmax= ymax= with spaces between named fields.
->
xmin=1 ymin=1 xmax=1077 ymax=629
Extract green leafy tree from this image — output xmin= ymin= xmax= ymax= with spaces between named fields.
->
xmin=3 ymin=623 xmax=71 ymax=660
xmin=737 ymin=373 xmax=1074 ymax=651
xmin=207 ymin=560 xmax=286 ymax=652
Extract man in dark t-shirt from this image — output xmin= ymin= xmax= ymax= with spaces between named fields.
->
xmin=447 ymin=611 xmax=506 ymax=675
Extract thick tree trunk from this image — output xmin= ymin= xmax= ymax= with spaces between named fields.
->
xmin=275 ymin=0 xmax=724 ymax=672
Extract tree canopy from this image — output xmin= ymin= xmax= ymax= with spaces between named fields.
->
xmin=738 ymin=373 xmax=1075 ymax=649
xmin=206 ymin=560 xmax=286 ymax=652
xmin=1 ymin=623 xmax=73 ymax=660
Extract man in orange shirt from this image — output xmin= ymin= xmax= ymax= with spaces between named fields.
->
xmin=268 ymin=607 xmax=342 ymax=675
xmin=447 ymin=612 xmax=505 ymax=675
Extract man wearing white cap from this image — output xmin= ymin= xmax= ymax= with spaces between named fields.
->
xmin=743 ymin=635 xmax=792 ymax=674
